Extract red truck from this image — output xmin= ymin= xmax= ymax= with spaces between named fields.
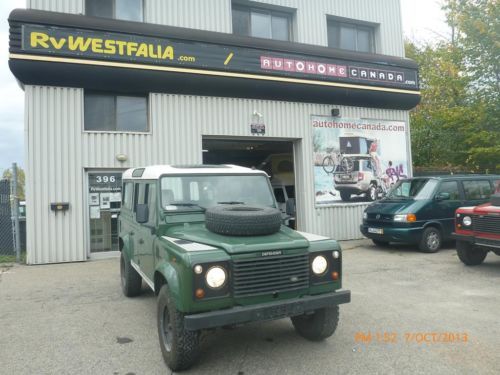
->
xmin=452 ymin=194 xmax=500 ymax=265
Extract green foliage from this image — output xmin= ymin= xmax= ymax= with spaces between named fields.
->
xmin=408 ymin=0 xmax=500 ymax=173
xmin=2 ymin=167 xmax=26 ymax=201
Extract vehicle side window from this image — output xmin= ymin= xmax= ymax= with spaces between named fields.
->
xmin=437 ymin=181 xmax=460 ymax=200
xmin=123 ymin=182 xmax=134 ymax=210
xmin=463 ymin=180 xmax=492 ymax=200
xmin=285 ymin=186 xmax=295 ymax=198
xmin=147 ymin=183 xmax=156 ymax=225
xmin=274 ymin=188 xmax=285 ymax=203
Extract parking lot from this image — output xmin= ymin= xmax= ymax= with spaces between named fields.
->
xmin=1 ymin=241 xmax=499 ymax=375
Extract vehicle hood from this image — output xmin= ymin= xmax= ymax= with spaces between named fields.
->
xmin=473 ymin=202 xmax=500 ymax=214
xmin=164 ymin=223 xmax=309 ymax=254
xmin=365 ymin=198 xmax=418 ymax=214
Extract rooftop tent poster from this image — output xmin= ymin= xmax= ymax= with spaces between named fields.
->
xmin=313 ymin=115 xmax=410 ymax=205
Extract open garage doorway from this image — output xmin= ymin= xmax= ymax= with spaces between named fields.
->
xmin=202 ymin=138 xmax=296 ymax=229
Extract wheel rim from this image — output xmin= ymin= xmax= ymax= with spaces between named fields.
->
xmin=161 ymin=306 xmax=173 ymax=352
xmin=427 ymin=232 xmax=440 ymax=250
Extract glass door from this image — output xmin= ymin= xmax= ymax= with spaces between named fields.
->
xmin=88 ymin=171 xmax=123 ymax=253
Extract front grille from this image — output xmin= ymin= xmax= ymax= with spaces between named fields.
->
xmin=232 ymin=253 xmax=309 ymax=298
xmin=473 ymin=215 xmax=500 ymax=234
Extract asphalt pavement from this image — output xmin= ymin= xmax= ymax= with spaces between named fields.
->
xmin=0 ymin=241 xmax=499 ymax=375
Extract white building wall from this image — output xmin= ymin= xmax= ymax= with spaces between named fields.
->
xmin=29 ymin=0 xmax=404 ymax=56
xmin=27 ymin=0 xmax=83 ymax=14
xmin=25 ymin=86 xmax=408 ymax=263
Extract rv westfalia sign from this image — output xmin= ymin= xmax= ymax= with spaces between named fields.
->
xmin=9 ymin=9 xmax=421 ymax=109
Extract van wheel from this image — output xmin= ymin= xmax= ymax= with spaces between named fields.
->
xmin=120 ymin=252 xmax=142 ymax=297
xmin=456 ymin=241 xmax=487 ymax=266
xmin=340 ymin=192 xmax=351 ymax=201
xmin=158 ymin=285 xmax=200 ymax=371
xmin=291 ymin=306 xmax=339 ymax=341
xmin=367 ymin=184 xmax=377 ymax=201
xmin=419 ymin=227 xmax=442 ymax=253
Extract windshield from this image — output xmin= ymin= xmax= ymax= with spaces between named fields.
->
xmin=386 ymin=178 xmax=438 ymax=200
xmin=160 ymin=174 xmax=276 ymax=211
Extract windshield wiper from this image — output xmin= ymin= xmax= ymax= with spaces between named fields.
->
xmin=217 ymin=201 xmax=245 ymax=205
xmin=168 ymin=203 xmax=206 ymax=211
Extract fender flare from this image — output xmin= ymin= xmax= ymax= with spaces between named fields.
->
xmin=120 ymin=234 xmax=133 ymax=260
xmin=423 ymin=220 xmax=443 ymax=231
xmin=154 ymin=261 xmax=183 ymax=310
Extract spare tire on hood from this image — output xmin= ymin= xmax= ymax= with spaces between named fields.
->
xmin=205 ymin=205 xmax=282 ymax=236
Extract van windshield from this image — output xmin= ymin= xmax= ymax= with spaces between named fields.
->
xmin=160 ymin=174 xmax=276 ymax=211
xmin=386 ymin=178 xmax=438 ymax=200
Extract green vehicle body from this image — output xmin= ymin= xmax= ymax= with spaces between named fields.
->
xmin=119 ymin=165 xmax=350 ymax=323
xmin=360 ymin=175 xmax=500 ymax=250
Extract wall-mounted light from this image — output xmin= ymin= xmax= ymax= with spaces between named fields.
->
xmin=331 ymin=108 xmax=340 ymax=117
xmin=116 ymin=153 xmax=128 ymax=162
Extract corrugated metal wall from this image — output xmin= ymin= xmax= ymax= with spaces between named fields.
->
xmin=25 ymin=86 xmax=408 ymax=263
xmin=27 ymin=0 xmax=83 ymax=14
xmin=28 ymin=0 xmax=404 ymax=57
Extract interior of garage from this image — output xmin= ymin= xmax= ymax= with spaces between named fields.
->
xmin=202 ymin=138 xmax=296 ymax=228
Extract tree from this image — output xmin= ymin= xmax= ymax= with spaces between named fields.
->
xmin=2 ymin=166 xmax=25 ymax=201
xmin=407 ymin=0 xmax=500 ymax=173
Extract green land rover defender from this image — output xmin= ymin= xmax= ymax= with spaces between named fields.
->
xmin=119 ymin=165 xmax=351 ymax=371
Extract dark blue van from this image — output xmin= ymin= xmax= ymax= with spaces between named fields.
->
xmin=360 ymin=175 xmax=500 ymax=252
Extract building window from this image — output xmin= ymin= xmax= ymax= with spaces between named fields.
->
xmin=327 ymin=20 xmax=375 ymax=53
xmin=232 ymin=4 xmax=293 ymax=41
xmin=85 ymin=0 xmax=144 ymax=22
xmin=84 ymin=92 xmax=148 ymax=132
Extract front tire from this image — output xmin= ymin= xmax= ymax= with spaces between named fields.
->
xmin=419 ymin=227 xmax=442 ymax=253
xmin=120 ymin=252 xmax=142 ymax=297
xmin=291 ymin=306 xmax=339 ymax=341
xmin=157 ymin=285 xmax=200 ymax=371
xmin=367 ymin=184 xmax=377 ymax=201
xmin=340 ymin=191 xmax=351 ymax=201
xmin=456 ymin=241 xmax=487 ymax=266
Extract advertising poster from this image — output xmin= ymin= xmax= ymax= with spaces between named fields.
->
xmin=313 ymin=116 xmax=409 ymax=205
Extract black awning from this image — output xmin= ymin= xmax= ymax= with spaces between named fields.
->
xmin=8 ymin=9 xmax=420 ymax=110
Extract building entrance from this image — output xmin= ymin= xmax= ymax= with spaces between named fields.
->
xmin=87 ymin=171 xmax=123 ymax=253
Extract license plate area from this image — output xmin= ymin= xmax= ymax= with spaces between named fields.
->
xmin=340 ymin=174 xmax=351 ymax=180
xmin=368 ymin=227 xmax=384 ymax=234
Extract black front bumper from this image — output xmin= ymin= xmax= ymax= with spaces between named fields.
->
xmin=184 ymin=290 xmax=351 ymax=331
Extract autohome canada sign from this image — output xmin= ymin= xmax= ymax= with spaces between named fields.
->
xmin=260 ymin=57 xmax=409 ymax=85
xmin=19 ymin=24 xmax=418 ymax=91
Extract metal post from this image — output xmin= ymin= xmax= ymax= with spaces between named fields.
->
xmin=12 ymin=163 xmax=21 ymax=263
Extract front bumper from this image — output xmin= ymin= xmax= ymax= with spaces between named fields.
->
xmin=360 ymin=224 xmax=423 ymax=244
xmin=184 ymin=290 xmax=351 ymax=331
xmin=452 ymin=232 xmax=500 ymax=249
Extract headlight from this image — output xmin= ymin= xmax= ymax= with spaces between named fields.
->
xmin=462 ymin=216 xmax=472 ymax=226
xmin=394 ymin=213 xmax=416 ymax=222
xmin=205 ymin=266 xmax=227 ymax=289
xmin=312 ymin=255 xmax=328 ymax=275
xmin=363 ymin=212 xmax=368 ymax=220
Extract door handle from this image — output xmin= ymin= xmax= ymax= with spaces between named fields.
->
xmin=138 ymin=239 xmax=144 ymax=244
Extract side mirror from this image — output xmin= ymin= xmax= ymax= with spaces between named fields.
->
xmin=285 ymin=198 xmax=296 ymax=216
xmin=435 ymin=192 xmax=450 ymax=201
xmin=136 ymin=204 xmax=149 ymax=224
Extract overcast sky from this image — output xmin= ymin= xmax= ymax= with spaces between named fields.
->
xmin=0 ymin=0 xmax=450 ymax=175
